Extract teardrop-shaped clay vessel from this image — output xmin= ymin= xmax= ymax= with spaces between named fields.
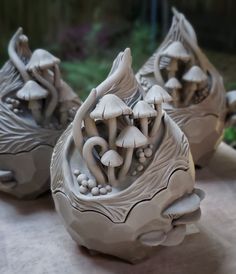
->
xmin=51 ymin=48 xmax=204 ymax=263
xmin=136 ymin=8 xmax=226 ymax=166
xmin=0 ymin=28 xmax=81 ymax=198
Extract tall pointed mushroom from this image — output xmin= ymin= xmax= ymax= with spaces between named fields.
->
xmin=26 ymin=49 xmax=60 ymax=121
xmin=116 ymin=126 xmax=148 ymax=179
xmin=145 ymin=85 xmax=172 ymax=137
xmin=101 ymin=150 xmax=123 ymax=187
xmin=161 ymin=41 xmax=190 ymax=78
xmin=165 ymin=77 xmax=182 ymax=107
xmin=8 ymin=27 xmax=30 ymax=82
xmin=182 ymin=65 xmax=207 ymax=105
xmin=90 ymin=94 xmax=132 ymax=149
xmin=16 ymin=80 xmax=48 ymax=124
xmin=132 ymin=100 xmax=157 ymax=137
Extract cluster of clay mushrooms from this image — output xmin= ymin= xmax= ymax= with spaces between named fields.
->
xmin=73 ymin=85 xmax=171 ymax=195
xmin=7 ymin=28 xmax=77 ymax=127
xmin=160 ymin=41 xmax=208 ymax=106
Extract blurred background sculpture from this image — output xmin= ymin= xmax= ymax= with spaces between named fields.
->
xmin=136 ymin=8 xmax=227 ymax=166
xmin=0 ymin=28 xmax=81 ymax=198
xmin=51 ymin=48 xmax=204 ymax=263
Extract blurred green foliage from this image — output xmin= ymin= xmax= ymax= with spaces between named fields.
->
xmin=61 ymin=58 xmax=110 ymax=101
xmin=224 ymin=127 xmax=236 ymax=143
xmin=61 ymin=23 xmax=156 ymax=100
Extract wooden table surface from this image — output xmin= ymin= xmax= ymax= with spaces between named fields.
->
xmin=1 ymin=142 xmax=236 ymax=274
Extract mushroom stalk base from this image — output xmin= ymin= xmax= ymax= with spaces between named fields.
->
xmin=150 ymin=104 xmax=162 ymax=137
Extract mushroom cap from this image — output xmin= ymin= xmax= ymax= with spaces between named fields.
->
xmin=145 ymin=85 xmax=172 ymax=104
xmin=16 ymin=80 xmax=48 ymax=100
xmin=90 ymin=94 xmax=132 ymax=120
xmin=165 ymin=77 xmax=182 ymax=90
xmin=132 ymin=100 xmax=157 ymax=118
xmin=161 ymin=41 xmax=190 ymax=61
xmin=116 ymin=126 xmax=148 ymax=148
xmin=26 ymin=49 xmax=60 ymax=71
xmin=182 ymin=66 xmax=207 ymax=83
xmin=101 ymin=150 xmax=123 ymax=167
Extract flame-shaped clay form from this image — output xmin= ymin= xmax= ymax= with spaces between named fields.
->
xmin=0 ymin=28 xmax=81 ymax=198
xmin=51 ymin=48 xmax=204 ymax=263
xmin=136 ymin=8 xmax=227 ymax=166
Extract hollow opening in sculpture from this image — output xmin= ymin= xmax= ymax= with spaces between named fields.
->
xmin=69 ymin=49 xmax=172 ymax=197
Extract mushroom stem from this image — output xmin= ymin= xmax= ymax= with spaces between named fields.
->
xmin=150 ymin=104 xmax=162 ymax=137
xmin=53 ymin=64 xmax=61 ymax=90
xmin=167 ymin=59 xmax=178 ymax=78
xmin=32 ymin=68 xmax=58 ymax=122
xmin=84 ymin=117 xmax=99 ymax=137
xmin=72 ymin=89 xmax=97 ymax=152
xmin=82 ymin=136 xmax=108 ymax=185
xmin=184 ymin=83 xmax=197 ymax=106
xmin=29 ymin=100 xmax=42 ymax=124
xmin=118 ymin=147 xmax=133 ymax=180
xmin=8 ymin=27 xmax=30 ymax=82
xmin=140 ymin=117 xmax=148 ymax=137
xmin=108 ymin=118 xmax=117 ymax=149
xmin=107 ymin=166 xmax=118 ymax=187
xmin=172 ymin=88 xmax=179 ymax=107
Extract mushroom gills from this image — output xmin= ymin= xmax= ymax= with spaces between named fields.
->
xmin=162 ymin=192 xmax=201 ymax=218
xmin=0 ymin=170 xmax=14 ymax=182
xmin=0 ymin=170 xmax=16 ymax=188
xmin=173 ymin=208 xmax=201 ymax=225
xmin=161 ymin=225 xmax=186 ymax=246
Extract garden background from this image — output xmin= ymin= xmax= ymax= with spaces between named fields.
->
xmin=1 ymin=0 xmax=236 ymax=145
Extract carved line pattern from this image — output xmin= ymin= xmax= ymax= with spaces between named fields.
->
xmin=0 ymin=61 xmax=23 ymax=98
xmin=0 ymin=102 xmax=63 ymax=154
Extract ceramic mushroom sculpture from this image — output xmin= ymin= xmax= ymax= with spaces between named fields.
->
xmin=136 ymin=8 xmax=227 ymax=166
xmin=0 ymin=28 xmax=81 ymax=198
xmin=51 ymin=48 xmax=204 ymax=263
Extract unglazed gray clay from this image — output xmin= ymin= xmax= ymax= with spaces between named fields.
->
xmin=0 ymin=28 xmax=81 ymax=198
xmin=51 ymin=48 xmax=204 ymax=263
xmin=136 ymin=8 xmax=227 ymax=166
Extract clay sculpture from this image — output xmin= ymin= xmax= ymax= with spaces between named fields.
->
xmin=136 ymin=8 xmax=227 ymax=166
xmin=0 ymin=28 xmax=81 ymax=198
xmin=51 ymin=48 xmax=204 ymax=263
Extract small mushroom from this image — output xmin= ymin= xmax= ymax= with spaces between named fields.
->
xmin=145 ymin=85 xmax=172 ymax=137
xmin=182 ymin=66 xmax=207 ymax=105
xmin=116 ymin=126 xmax=148 ymax=179
xmin=132 ymin=100 xmax=157 ymax=137
xmin=90 ymin=94 xmax=132 ymax=149
xmin=16 ymin=80 xmax=48 ymax=124
xmin=165 ymin=77 xmax=182 ymax=107
xmin=101 ymin=150 xmax=123 ymax=187
xmin=161 ymin=41 xmax=190 ymax=78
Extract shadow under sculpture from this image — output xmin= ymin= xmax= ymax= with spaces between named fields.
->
xmin=0 ymin=28 xmax=81 ymax=199
xmin=51 ymin=48 xmax=204 ymax=263
xmin=136 ymin=8 xmax=227 ymax=166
